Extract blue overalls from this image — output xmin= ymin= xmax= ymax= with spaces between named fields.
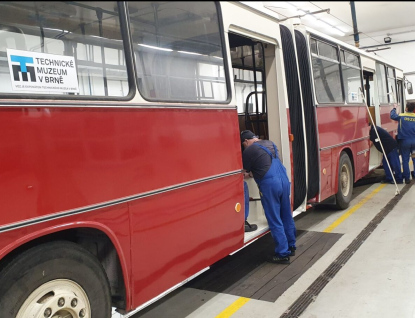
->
xmin=382 ymin=149 xmax=403 ymax=183
xmin=253 ymin=143 xmax=296 ymax=257
xmin=400 ymin=139 xmax=415 ymax=180
xmin=244 ymin=181 xmax=249 ymax=220
xmin=391 ymin=109 xmax=415 ymax=180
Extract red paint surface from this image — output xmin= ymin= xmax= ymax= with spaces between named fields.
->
xmin=315 ymin=104 xmax=372 ymax=201
xmin=0 ymin=106 xmax=245 ymax=310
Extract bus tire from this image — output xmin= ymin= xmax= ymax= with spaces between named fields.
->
xmin=0 ymin=240 xmax=111 ymax=318
xmin=335 ymin=152 xmax=353 ymax=210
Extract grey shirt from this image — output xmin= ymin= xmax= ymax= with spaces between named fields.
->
xmin=242 ymin=140 xmax=277 ymax=180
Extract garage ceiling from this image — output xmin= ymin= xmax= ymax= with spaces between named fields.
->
xmin=241 ymin=1 xmax=415 ymax=74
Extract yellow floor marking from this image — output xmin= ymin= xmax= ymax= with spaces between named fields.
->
xmin=215 ymin=297 xmax=251 ymax=318
xmin=324 ymin=184 xmax=386 ymax=233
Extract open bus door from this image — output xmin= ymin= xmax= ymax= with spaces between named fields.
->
xmin=229 ymin=32 xmax=277 ymax=241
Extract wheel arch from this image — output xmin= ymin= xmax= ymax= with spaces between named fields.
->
xmin=334 ymin=147 xmax=355 ymax=193
xmin=0 ymin=224 xmax=129 ymax=311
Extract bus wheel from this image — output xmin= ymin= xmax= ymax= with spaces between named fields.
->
xmin=335 ymin=152 xmax=353 ymax=210
xmin=0 ymin=241 xmax=111 ymax=318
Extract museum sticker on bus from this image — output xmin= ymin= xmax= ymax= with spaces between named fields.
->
xmin=7 ymin=49 xmax=79 ymax=93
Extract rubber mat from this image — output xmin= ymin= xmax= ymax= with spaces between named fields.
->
xmin=187 ymin=230 xmax=342 ymax=302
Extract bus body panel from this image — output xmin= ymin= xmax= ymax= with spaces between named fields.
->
xmin=316 ymin=106 xmax=361 ymax=148
xmin=129 ymin=174 xmax=243 ymax=308
xmin=315 ymin=105 xmax=370 ymax=201
xmin=0 ymin=106 xmax=242 ymax=227
xmin=354 ymin=139 xmax=370 ymax=180
xmin=0 ymin=105 xmax=245 ymax=310
xmin=319 ymin=149 xmax=332 ymax=201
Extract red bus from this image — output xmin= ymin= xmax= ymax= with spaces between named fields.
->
xmin=0 ymin=2 xmax=409 ymax=317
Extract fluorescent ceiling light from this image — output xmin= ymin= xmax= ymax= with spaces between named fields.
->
xmin=138 ymin=44 xmax=173 ymax=52
xmin=178 ymin=51 xmax=202 ymax=56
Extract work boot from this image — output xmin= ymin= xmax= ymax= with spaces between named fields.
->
xmin=244 ymin=221 xmax=257 ymax=232
xmin=268 ymin=255 xmax=290 ymax=264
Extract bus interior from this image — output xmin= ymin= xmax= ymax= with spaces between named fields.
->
xmin=228 ymin=32 xmax=272 ymax=242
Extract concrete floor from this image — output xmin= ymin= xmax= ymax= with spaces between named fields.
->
xmin=115 ymin=170 xmax=415 ymax=318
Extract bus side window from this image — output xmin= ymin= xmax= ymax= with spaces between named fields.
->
xmin=341 ymin=50 xmax=363 ymax=104
xmin=376 ymin=63 xmax=389 ymax=105
xmin=0 ymin=25 xmax=27 ymax=51
xmin=311 ymin=39 xmax=343 ymax=104
xmin=129 ymin=1 xmax=228 ymax=103
xmin=407 ymin=81 xmax=413 ymax=95
xmin=386 ymin=67 xmax=396 ymax=103
xmin=0 ymin=1 xmax=129 ymax=98
xmin=0 ymin=25 xmax=29 ymax=94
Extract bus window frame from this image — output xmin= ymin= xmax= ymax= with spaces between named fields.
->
xmin=377 ymin=63 xmax=397 ymax=107
xmin=386 ymin=66 xmax=397 ymax=104
xmin=339 ymin=47 xmax=365 ymax=106
xmin=310 ymin=35 xmax=365 ymax=107
xmin=310 ymin=37 xmax=343 ymax=106
xmin=397 ymin=78 xmax=404 ymax=112
xmin=0 ymin=1 xmax=136 ymax=102
xmin=127 ymin=1 xmax=232 ymax=105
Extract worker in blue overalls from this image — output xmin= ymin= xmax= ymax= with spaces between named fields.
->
xmin=390 ymin=101 xmax=415 ymax=184
xmin=241 ymin=130 xmax=296 ymax=264
xmin=369 ymin=123 xmax=403 ymax=184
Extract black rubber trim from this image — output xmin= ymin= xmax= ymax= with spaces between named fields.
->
xmin=294 ymin=30 xmax=319 ymax=200
xmin=280 ymin=25 xmax=306 ymax=211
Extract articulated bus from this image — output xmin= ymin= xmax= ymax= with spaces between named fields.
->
xmin=0 ymin=1 xmax=410 ymax=317
xmin=273 ymin=23 xmax=410 ymax=212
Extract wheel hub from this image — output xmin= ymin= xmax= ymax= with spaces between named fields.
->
xmin=341 ymin=164 xmax=350 ymax=196
xmin=16 ymin=279 xmax=91 ymax=318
